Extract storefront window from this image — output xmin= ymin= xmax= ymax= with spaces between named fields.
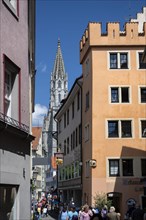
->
xmin=0 ymin=184 xmax=19 ymax=219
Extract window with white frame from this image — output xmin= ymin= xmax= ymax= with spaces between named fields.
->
xmin=72 ymin=101 xmax=74 ymax=119
xmin=138 ymin=52 xmax=146 ymax=69
xmin=64 ymin=112 xmax=66 ymax=128
xmin=140 ymin=87 xmax=146 ymax=103
xmin=141 ymin=120 xmax=146 ymax=138
xmin=67 ymin=109 xmax=69 ymax=125
xmin=85 ymin=161 xmax=90 ymax=178
xmin=85 ymin=124 xmax=89 ymax=141
xmin=109 ymin=52 xmax=129 ymax=69
xmin=109 ymin=159 xmax=120 ymax=176
xmin=110 ymin=87 xmax=130 ymax=103
xmin=4 ymin=56 xmax=20 ymax=120
xmin=108 ymin=120 xmax=132 ymax=138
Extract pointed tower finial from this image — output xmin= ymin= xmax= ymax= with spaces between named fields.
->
xmin=58 ymin=38 xmax=60 ymax=47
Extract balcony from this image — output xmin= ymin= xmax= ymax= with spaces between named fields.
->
xmin=0 ymin=112 xmax=29 ymax=133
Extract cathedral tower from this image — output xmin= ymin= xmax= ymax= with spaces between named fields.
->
xmin=42 ymin=39 xmax=68 ymax=191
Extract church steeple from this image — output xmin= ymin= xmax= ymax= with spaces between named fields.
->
xmin=52 ymin=38 xmax=66 ymax=79
xmin=50 ymin=39 xmax=68 ymax=108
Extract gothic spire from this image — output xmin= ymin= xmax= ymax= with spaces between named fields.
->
xmin=52 ymin=39 xmax=66 ymax=79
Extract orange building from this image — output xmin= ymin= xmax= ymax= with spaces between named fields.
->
xmin=80 ymin=20 xmax=146 ymax=217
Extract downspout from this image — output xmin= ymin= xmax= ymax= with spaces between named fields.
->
xmin=76 ymin=78 xmax=83 ymax=204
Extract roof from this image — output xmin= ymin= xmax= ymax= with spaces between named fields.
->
xmin=32 ymin=127 xmax=42 ymax=150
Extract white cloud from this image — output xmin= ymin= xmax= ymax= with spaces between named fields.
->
xmin=37 ymin=62 xmax=47 ymax=73
xmin=41 ymin=64 xmax=47 ymax=72
xmin=32 ymin=104 xmax=48 ymax=126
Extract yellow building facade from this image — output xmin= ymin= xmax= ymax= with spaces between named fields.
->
xmin=80 ymin=21 xmax=146 ymax=217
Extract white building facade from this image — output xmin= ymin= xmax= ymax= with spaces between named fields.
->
xmin=54 ymin=76 xmax=83 ymax=208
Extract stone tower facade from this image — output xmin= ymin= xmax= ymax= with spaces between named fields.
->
xmin=43 ymin=39 xmax=68 ymax=191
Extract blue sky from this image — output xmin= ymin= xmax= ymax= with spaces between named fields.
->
xmin=32 ymin=0 xmax=146 ymax=126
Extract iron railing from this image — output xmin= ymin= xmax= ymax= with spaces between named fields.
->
xmin=0 ymin=112 xmax=29 ymax=133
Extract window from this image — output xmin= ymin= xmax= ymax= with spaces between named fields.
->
xmin=141 ymin=159 xmax=146 ymax=176
xmin=85 ymin=58 xmax=90 ymax=77
xmin=122 ymin=159 xmax=133 ymax=176
xmin=77 ymin=91 xmax=80 ymax=110
xmin=72 ymin=101 xmax=74 ymax=119
xmin=141 ymin=120 xmax=146 ymax=138
xmin=109 ymin=52 xmax=128 ymax=69
xmin=73 ymin=131 xmax=75 ymax=149
xmin=76 ymin=128 xmax=78 ymax=147
xmin=58 ymin=119 xmax=62 ymax=133
xmin=121 ymin=120 xmax=132 ymax=138
xmin=3 ymin=0 xmax=18 ymax=17
xmin=85 ymin=124 xmax=89 ymax=141
xmin=58 ymin=80 xmax=61 ymax=88
xmin=140 ymin=87 xmax=146 ymax=103
xmin=109 ymin=159 xmax=120 ymax=176
xmin=64 ymin=112 xmax=66 ymax=128
xmin=86 ymin=91 xmax=89 ymax=110
xmin=138 ymin=52 xmax=146 ymax=69
xmin=58 ymin=94 xmax=61 ymax=103
xmin=79 ymin=124 xmax=82 ymax=144
xmin=108 ymin=121 xmax=119 ymax=137
xmin=71 ymin=134 xmax=73 ymax=151
xmin=67 ymin=109 xmax=69 ymax=125
xmin=4 ymin=55 xmax=20 ymax=120
xmin=108 ymin=120 xmax=132 ymax=138
xmin=111 ymin=88 xmax=119 ymax=103
xmin=64 ymin=140 xmax=66 ymax=156
xmin=0 ymin=184 xmax=19 ymax=220
xmin=111 ymin=87 xmax=129 ymax=103
xmin=67 ymin=137 xmax=69 ymax=154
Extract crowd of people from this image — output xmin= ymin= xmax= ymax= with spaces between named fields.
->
xmin=32 ymin=196 xmax=146 ymax=220
xmin=58 ymin=204 xmax=121 ymax=220
xmin=58 ymin=203 xmax=146 ymax=220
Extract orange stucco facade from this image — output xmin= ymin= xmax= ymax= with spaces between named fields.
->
xmin=80 ymin=22 xmax=146 ymax=217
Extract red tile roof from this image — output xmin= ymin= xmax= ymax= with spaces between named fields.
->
xmin=32 ymin=127 xmax=42 ymax=150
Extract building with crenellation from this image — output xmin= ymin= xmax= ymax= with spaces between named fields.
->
xmin=79 ymin=7 xmax=146 ymax=218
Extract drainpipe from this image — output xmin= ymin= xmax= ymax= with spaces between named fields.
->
xmin=76 ymin=78 xmax=83 ymax=204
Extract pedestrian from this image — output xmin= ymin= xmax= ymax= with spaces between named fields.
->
xmin=67 ymin=205 xmax=78 ymax=220
xmin=58 ymin=206 xmax=68 ymax=220
xmin=131 ymin=205 xmax=144 ymax=220
xmin=80 ymin=204 xmax=93 ymax=220
xmin=101 ymin=205 xmax=108 ymax=219
xmin=107 ymin=206 xmax=120 ymax=220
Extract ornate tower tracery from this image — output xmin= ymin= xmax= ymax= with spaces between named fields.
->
xmin=43 ymin=39 xmax=68 ymax=191
xmin=50 ymin=39 xmax=68 ymax=108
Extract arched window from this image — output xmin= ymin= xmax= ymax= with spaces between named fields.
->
xmin=58 ymin=80 xmax=61 ymax=88
xmin=58 ymin=94 xmax=61 ymax=102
